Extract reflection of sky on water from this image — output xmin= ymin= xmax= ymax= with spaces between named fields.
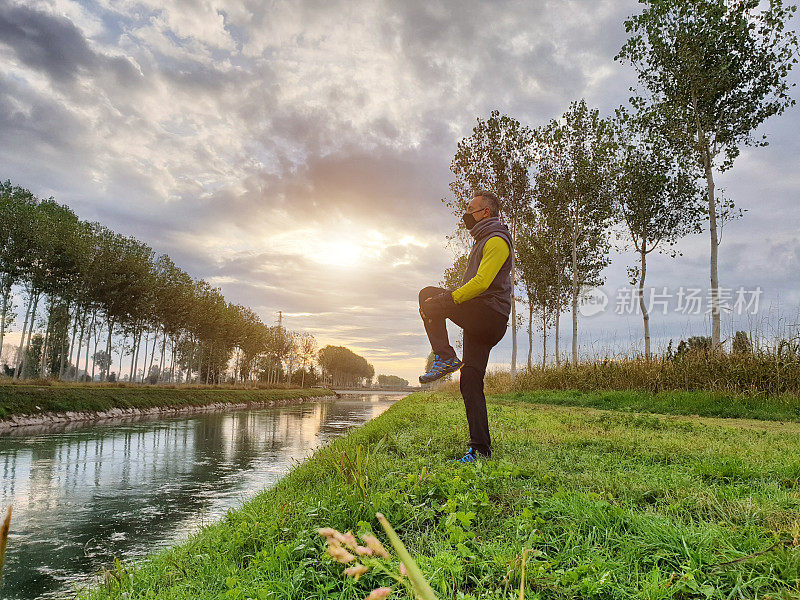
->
xmin=0 ymin=393 xmax=403 ymax=600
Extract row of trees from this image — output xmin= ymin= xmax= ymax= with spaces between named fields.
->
xmin=0 ymin=183 xmax=389 ymax=387
xmin=377 ymin=374 xmax=410 ymax=388
xmin=0 ymin=183 xmax=337 ymax=385
xmin=317 ymin=345 xmax=375 ymax=388
xmin=443 ymin=0 xmax=798 ymax=369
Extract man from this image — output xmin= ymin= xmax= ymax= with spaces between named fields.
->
xmin=418 ymin=190 xmax=512 ymax=463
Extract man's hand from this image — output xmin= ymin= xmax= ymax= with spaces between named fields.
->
xmin=421 ymin=291 xmax=455 ymax=319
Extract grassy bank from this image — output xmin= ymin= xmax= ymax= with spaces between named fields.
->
xmin=0 ymin=384 xmax=335 ymax=419
xmin=433 ymin=383 xmax=800 ymax=422
xmin=441 ymin=351 xmax=800 ymax=398
xmin=75 ymin=390 xmax=800 ymax=599
xmin=502 ymin=389 xmax=800 ymax=422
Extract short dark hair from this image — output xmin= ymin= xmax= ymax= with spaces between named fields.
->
xmin=473 ymin=190 xmax=500 ymax=217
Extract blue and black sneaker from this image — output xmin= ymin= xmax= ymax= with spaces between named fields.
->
xmin=419 ymin=354 xmax=463 ymax=384
xmin=453 ymin=446 xmax=489 ymax=463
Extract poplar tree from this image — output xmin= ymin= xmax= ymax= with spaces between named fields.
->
xmin=446 ymin=110 xmax=535 ymax=377
xmin=612 ymin=108 xmax=704 ymax=359
xmin=616 ymin=0 xmax=799 ymax=349
xmin=0 ymin=182 xmax=36 ymax=361
xmin=515 ymin=212 xmax=570 ymax=369
xmin=535 ymin=100 xmax=616 ymax=365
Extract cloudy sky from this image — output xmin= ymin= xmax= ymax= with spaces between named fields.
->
xmin=1 ymin=0 xmax=799 ymax=383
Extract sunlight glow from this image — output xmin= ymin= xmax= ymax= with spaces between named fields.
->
xmin=314 ymin=240 xmax=362 ymax=267
xmin=269 ymin=224 xmax=429 ymax=271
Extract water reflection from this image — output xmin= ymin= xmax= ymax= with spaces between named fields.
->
xmin=0 ymin=393 xmax=403 ymax=600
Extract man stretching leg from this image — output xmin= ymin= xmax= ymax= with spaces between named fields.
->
xmin=418 ymin=190 xmax=512 ymax=463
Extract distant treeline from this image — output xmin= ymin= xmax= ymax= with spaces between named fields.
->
xmin=377 ymin=374 xmax=409 ymax=388
xmin=0 ymin=181 xmax=372 ymax=386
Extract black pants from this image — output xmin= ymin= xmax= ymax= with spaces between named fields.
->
xmin=418 ymin=286 xmax=508 ymax=457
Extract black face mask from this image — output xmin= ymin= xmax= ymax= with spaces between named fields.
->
xmin=462 ymin=209 xmax=485 ymax=230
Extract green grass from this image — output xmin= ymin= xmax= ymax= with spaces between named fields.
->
xmin=75 ymin=390 xmax=800 ymax=599
xmin=0 ymin=384 xmax=335 ymax=419
xmin=492 ymin=388 xmax=800 ymax=422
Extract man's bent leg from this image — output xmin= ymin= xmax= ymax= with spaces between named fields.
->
xmin=460 ymin=330 xmax=492 ymax=456
xmin=418 ymin=286 xmax=457 ymax=361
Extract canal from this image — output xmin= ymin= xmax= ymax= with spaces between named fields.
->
xmin=0 ymin=392 xmax=404 ymax=599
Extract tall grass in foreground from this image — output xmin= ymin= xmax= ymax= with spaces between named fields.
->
xmin=436 ymin=348 xmax=800 ymax=398
xmin=0 ymin=506 xmax=11 ymax=579
xmin=318 ymin=514 xmax=440 ymax=600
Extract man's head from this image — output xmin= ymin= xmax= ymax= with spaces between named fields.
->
xmin=463 ymin=190 xmax=500 ymax=229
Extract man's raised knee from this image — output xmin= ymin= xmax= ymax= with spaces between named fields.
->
xmin=419 ymin=286 xmax=439 ymax=306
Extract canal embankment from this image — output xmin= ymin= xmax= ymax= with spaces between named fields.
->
xmin=0 ymin=384 xmax=336 ymax=429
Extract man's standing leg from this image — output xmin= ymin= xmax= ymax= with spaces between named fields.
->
xmin=460 ymin=329 xmax=492 ymax=457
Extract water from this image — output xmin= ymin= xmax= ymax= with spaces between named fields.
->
xmin=0 ymin=392 xmax=404 ymax=599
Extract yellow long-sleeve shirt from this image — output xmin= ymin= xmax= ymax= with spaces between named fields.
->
xmin=451 ymin=236 xmax=510 ymax=304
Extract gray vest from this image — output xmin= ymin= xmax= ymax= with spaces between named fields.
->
xmin=460 ymin=216 xmax=513 ymax=318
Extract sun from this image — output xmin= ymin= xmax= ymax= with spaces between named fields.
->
xmin=314 ymin=239 xmax=362 ymax=267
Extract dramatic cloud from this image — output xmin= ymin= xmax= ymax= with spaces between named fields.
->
xmin=1 ymin=0 xmax=798 ymax=381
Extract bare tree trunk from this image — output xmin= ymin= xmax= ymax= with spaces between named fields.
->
xmin=194 ymin=338 xmax=201 ymax=384
xmin=138 ymin=329 xmax=149 ymax=383
xmin=56 ymin=321 xmax=68 ymax=379
xmin=117 ymin=336 xmax=125 ymax=381
xmin=571 ymin=230 xmax=579 ymax=366
xmin=170 ymin=337 xmax=176 ymax=383
xmin=13 ymin=291 xmax=33 ymax=379
xmin=555 ymin=309 xmax=561 ymax=366
xmin=704 ymin=153 xmax=721 ymax=349
xmin=639 ymin=248 xmax=651 ymax=360
xmin=17 ymin=292 xmax=39 ymax=379
xmin=127 ymin=330 xmax=135 ymax=382
xmin=541 ymin=306 xmax=548 ymax=370
xmin=83 ymin=309 xmax=96 ymax=382
xmin=692 ymin=88 xmax=721 ymax=350
xmin=205 ymin=341 xmax=212 ymax=385
xmin=61 ymin=304 xmax=79 ymax=380
xmin=198 ymin=342 xmax=204 ymax=385
xmin=130 ymin=327 xmax=141 ymax=383
xmin=40 ymin=304 xmax=52 ymax=378
xmin=0 ymin=280 xmax=11 ymax=360
xmin=104 ymin=319 xmax=114 ymax=381
xmin=136 ymin=330 xmax=143 ymax=381
xmin=158 ymin=328 xmax=167 ymax=383
xmin=510 ymin=252 xmax=517 ymax=377
xmin=527 ymin=298 xmax=533 ymax=371
xmin=73 ymin=306 xmax=87 ymax=381
xmin=91 ymin=324 xmax=100 ymax=381
xmin=118 ymin=336 xmax=125 ymax=381
xmin=146 ymin=328 xmax=158 ymax=383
